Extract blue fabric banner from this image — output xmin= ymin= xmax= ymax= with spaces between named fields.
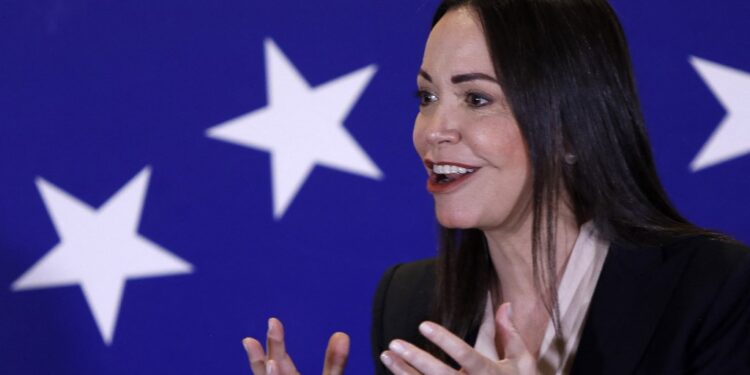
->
xmin=1 ymin=0 xmax=748 ymax=373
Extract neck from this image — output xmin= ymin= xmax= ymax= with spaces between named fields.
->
xmin=482 ymin=210 xmax=580 ymax=303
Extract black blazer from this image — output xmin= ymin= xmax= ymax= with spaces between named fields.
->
xmin=371 ymin=236 xmax=750 ymax=374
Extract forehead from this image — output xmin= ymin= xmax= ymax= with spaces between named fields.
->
xmin=421 ymin=7 xmax=494 ymax=77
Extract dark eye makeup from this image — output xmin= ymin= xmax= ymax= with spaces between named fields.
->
xmin=415 ymin=89 xmax=438 ymax=106
xmin=465 ymin=91 xmax=492 ymax=107
xmin=413 ymin=88 xmax=495 ymax=109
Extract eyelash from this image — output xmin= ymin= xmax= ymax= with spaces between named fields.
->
xmin=465 ymin=92 xmax=491 ymax=107
xmin=414 ymin=90 xmax=493 ymax=108
xmin=415 ymin=90 xmax=437 ymax=107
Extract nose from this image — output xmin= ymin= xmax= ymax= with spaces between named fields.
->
xmin=422 ymin=109 xmax=461 ymax=146
xmin=427 ymin=127 xmax=460 ymax=145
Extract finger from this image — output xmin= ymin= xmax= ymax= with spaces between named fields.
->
xmin=323 ymin=332 xmax=350 ymax=375
xmin=388 ymin=339 xmax=455 ymax=375
xmin=242 ymin=337 xmax=267 ymax=375
xmin=266 ymin=318 xmax=299 ymax=374
xmin=494 ymin=303 xmax=529 ymax=360
xmin=418 ymin=321 xmax=489 ymax=372
xmin=380 ymin=350 xmax=422 ymax=375
xmin=266 ymin=318 xmax=287 ymax=361
xmin=266 ymin=359 xmax=278 ymax=375
xmin=495 ymin=303 xmax=536 ymax=373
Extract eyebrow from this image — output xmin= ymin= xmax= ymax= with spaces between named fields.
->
xmin=451 ymin=72 xmax=498 ymax=84
xmin=418 ymin=69 xmax=498 ymax=84
xmin=418 ymin=69 xmax=433 ymax=82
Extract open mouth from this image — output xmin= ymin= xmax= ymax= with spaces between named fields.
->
xmin=432 ymin=164 xmax=476 ymax=183
xmin=425 ymin=160 xmax=480 ymax=192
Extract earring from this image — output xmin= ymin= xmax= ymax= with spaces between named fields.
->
xmin=564 ymin=153 xmax=577 ymax=165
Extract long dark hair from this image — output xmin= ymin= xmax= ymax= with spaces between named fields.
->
xmin=428 ymin=0 xmax=718 ymax=359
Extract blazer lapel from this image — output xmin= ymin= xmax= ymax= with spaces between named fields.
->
xmin=571 ymin=241 xmax=691 ymax=375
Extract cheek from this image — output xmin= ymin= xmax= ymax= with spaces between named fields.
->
xmin=477 ymin=125 xmax=508 ymax=146
xmin=471 ymin=123 xmax=526 ymax=165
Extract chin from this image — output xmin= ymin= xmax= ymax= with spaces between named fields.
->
xmin=435 ymin=209 xmax=478 ymax=229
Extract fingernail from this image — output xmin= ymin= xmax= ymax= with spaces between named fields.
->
xmin=380 ymin=351 xmax=393 ymax=366
xmin=266 ymin=359 xmax=276 ymax=375
xmin=419 ymin=322 xmax=434 ymax=336
xmin=267 ymin=318 xmax=275 ymax=334
xmin=241 ymin=338 xmax=250 ymax=351
xmin=389 ymin=340 xmax=406 ymax=355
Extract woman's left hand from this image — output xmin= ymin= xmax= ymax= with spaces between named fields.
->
xmin=379 ymin=303 xmax=538 ymax=375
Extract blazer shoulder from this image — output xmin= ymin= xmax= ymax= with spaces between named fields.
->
xmin=375 ymin=258 xmax=436 ymax=302
xmin=573 ymin=235 xmax=750 ymax=375
xmin=371 ymin=258 xmax=436 ymax=374
xmin=662 ymin=235 xmax=750 ymax=280
xmin=664 ymin=234 xmax=749 ymax=253
xmin=663 ymin=236 xmax=750 ymax=372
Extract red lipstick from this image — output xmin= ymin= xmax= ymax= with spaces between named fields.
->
xmin=424 ymin=160 xmax=480 ymax=193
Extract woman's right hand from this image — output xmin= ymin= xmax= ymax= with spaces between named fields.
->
xmin=380 ymin=303 xmax=538 ymax=375
xmin=242 ymin=317 xmax=350 ymax=375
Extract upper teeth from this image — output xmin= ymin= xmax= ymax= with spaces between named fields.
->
xmin=433 ymin=164 xmax=475 ymax=174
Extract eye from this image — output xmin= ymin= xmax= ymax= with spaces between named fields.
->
xmin=415 ymin=90 xmax=438 ymax=107
xmin=465 ymin=92 xmax=491 ymax=107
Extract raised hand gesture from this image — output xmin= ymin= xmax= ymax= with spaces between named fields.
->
xmin=243 ymin=318 xmax=350 ymax=375
xmin=380 ymin=303 xmax=538 ymax=375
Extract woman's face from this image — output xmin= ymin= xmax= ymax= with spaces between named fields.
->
xmin=413 ymin=7 xmax=532 ymax=232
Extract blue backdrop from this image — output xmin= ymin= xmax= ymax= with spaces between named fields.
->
xmin=1 ymin=0 xmax=748 ymax=374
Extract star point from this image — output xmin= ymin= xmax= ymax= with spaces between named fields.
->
xmin=207 ymin=38 xmax=383 ymax=219
xmin=689 ymin=56 xmax=750 ymax=171
xmin=12 ymin=167 xmax=193 ymax=345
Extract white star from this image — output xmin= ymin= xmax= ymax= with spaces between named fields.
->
xmin=689 ymin=56 xmax=750 ymax=171
xmin=206 ymin=38 xmax=383 ymax=219
xmin=11 ymin=167 xmax=193 ymax=345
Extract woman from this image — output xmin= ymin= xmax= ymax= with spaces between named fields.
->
xmin=243 ymin=0 xmax=750 ymax=374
